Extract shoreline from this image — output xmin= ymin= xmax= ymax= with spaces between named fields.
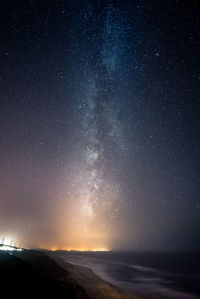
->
xmin=47 ymin=251 xmax=139 ymax=299
xmin=0 ymin=249 xmax=89 ymax=299
xmin=47 ymin=251 xmax=199 ymax=299
xmin=1 ymin=249 xmax=198 ymax=299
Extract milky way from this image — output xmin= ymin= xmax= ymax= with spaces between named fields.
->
xmin=0 ymin=1 xmax=200 ymax=250
xmin=59 ymin=3 xmax=130 ymax=248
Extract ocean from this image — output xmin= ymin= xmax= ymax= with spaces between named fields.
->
xmin=56 ymin=251 xmax=200 ymax=299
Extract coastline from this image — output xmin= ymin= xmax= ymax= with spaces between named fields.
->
xmin=0 ymin=248 xmax=138 ymax=299
xmin=0 ymin=249 xmax=89 ymax=299
xmin=47 ymin=251 xmax=139 ymax=299
xmin=1 ymin=249 xmax=198 ymax=299
xmin=47 ymin=251 xmax=200 ymax=299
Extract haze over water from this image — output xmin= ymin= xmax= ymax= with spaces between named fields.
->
xmin=54 ymin=250 xmax=200 ymax=299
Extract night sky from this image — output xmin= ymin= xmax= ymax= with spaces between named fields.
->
xmin=0 ymin=0 xmax=200 ymax=251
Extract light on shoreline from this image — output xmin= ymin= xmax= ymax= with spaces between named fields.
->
xmin=0 ymin=236 xmax=23 ymax=252
xmin=0 ymin=245 xmax=23 ymax=252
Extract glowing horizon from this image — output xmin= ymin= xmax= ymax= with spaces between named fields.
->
xmin=50 ymin=247 xmax=110 ymax=252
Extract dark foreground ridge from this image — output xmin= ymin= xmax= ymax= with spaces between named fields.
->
xmin=0 ymin=249 xmax=89 ymax=299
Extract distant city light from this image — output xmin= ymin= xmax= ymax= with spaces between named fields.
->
xmin=0 ymin=244 xmax=23 ymax=252
xmin=64 ymin=248 xmax=110 ymax=252
xmin=0 ymin=236 xmax=23 ymax=252
xmin=50 ymin=247 xmax=110 ymax=252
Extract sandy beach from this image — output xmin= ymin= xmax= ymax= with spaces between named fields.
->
xmin=48 ymin=252 xmax=139 ymax=299
xmin=0 ymin=249 xmax=138 ymax=299
xmin=0 ymin=249 xmax=89 ymax=299
xmin=48 ymin=251 xmax=138 ymax=299
xmin=47 ymin=251 xmax=200 ymax=299
xmin=2 ymin=248 xmax=198 ymax=299
xmin=1 ymin=248 xmax=199 ymax=299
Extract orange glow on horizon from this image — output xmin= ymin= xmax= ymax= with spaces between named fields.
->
xmin=50 ymin=247 xmax=110 ymax=252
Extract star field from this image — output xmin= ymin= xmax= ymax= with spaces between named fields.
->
xmin=0 ymin=0 xmax=200 ymax=250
